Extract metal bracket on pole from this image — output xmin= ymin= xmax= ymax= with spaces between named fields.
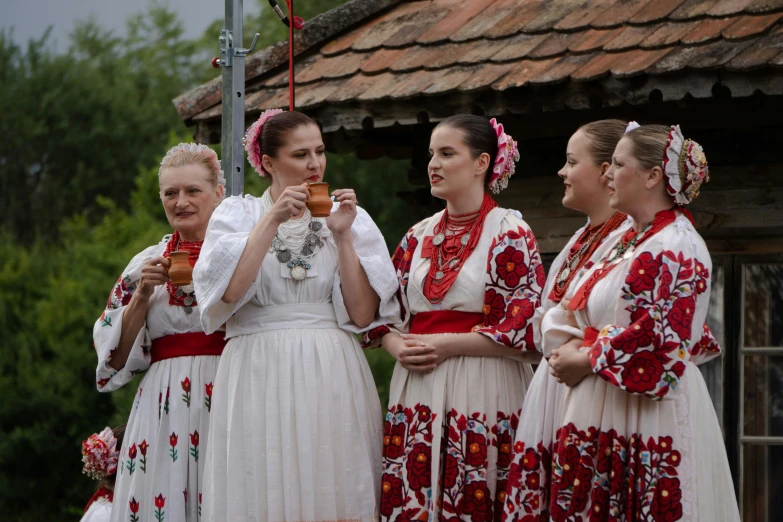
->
xmin=212 ymin=0 xmax=260 ymax=197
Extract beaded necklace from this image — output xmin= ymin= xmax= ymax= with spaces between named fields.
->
xmin=549 ymin=212 xmax=627 ymax=303
xmin=424 ymin=194 xmax=497 ymax=304
xmin=162 ymin=230 xmax=203 ymax=314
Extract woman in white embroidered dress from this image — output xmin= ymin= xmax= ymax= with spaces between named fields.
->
xmin=539 ymin=125 xmax=739 ymax=521
xmin=502 ymin=119 xmax=631 ymax=521
xmin=93 ymin=144 xmax=227 ymax=522
xmin=362 ymin=114 xmax=544 ymax=521
xmin=194 ymin=109 xmax=398 ymax=522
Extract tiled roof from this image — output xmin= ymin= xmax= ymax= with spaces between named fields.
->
xmin=176 ymin=0 xmax=783 ymax=133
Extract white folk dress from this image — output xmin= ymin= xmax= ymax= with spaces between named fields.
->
xmin=81 ymin=495 xmax=112 ymax=522
xmin=362 ymin=207 xmax=544 ymax=522
xmin=502 ymin=218 xmax=631 ymax=521
xmin=94 ymin=237 xmax=222 ymax=522
xmin=193 ymin=193 xmax=399 ymax=522
xmin=518 ymin=214 xmax=739 ymax=521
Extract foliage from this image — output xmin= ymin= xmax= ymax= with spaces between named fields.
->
xmin=0 ymin=1 xmax=414 ymax=519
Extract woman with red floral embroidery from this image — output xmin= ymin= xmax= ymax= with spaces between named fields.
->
xmin=362 ymin=114 xmax=544 ymax=521
xmin=536 ymin=125 xmax=739 ymax=521
xmin=80 ymin=425 xmax=125 ymax=522
xmin=502 ymin=119 xmax=632 ymax=521
xmin=92 ymin=144 xmax=226 ymax=522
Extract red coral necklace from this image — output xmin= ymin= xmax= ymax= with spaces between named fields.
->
xmin=162 ymin=231 xmax=203 ymax=313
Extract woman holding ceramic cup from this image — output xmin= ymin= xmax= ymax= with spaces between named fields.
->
xmin=362 ymin=114 xmax=544 ymax=521
xmin=540 ymin=125 xmax=739 ymax=521
xmin=93 ymin=143 xmax=227 ymax=522
xmin=502 ymin=119 xmax=632 ymax=521
xmin=194 ymin=109 xmax=398 ymax=522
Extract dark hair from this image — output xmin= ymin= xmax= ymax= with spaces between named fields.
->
xmin=578 ymin=119 xmax=628 ymax=165
xmin=258 ymin=110 xmax=318 ymax=159
xmin=99 ymin=425 xmax=125 ymax=491
xmin=435 ymin=114 xmax=499 ymax=178
xmin=623 ymin=125 xmax=671 ymax=170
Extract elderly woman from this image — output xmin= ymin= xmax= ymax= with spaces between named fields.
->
xmin=93 ymin=143 xmax=226 ymax=522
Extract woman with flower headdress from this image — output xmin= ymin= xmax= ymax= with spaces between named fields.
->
xmin=360 ymin=114 xmax=543 ymax=520
xmin=80 ymin=425 xmax=125 ymax=522
xmin=194 ymin=109 xmax=398 ymax=522
xmin=532 ymin=125 xmax=739 ymax=521
xmin=92 ymin=143 xmax=226 ymax=522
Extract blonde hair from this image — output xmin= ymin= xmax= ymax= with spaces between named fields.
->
xmin=622 ymin=125 xmax=670 ymax=170
xmin=578 ymin=119 xmax=628 ymax=166
xmin=159 ymin=143 xmax=226 ymax=194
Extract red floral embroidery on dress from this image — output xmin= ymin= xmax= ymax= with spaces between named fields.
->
xmin=502 ymin=439 xmax=551 ymax=522
xmin=588 ymin=249 xmax=710 ymax=399
xmin=381 ymin=404 xmax=517 ymax=521
xmin=542 ymin=423 xmax=684 ymax=522
xmin=690 ymin=323 xmax=721 ymax=365
xmin=107 ymin=275 xmax=135 ymax=311
xmin=476 ymin=224 xmax=543 ymax=351
xmin=362 ymin=228 xmax=418 ymax=348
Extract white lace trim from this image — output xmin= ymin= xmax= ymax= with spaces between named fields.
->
xmin=674 ymin=368 xmax=697 ymax=522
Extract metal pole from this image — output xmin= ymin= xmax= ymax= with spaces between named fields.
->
xmin=216 ymin=0 xmax=259 ymax=196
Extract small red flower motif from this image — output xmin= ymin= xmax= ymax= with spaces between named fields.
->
xmin=139 ymin=440 xmax=149 ymax=456
xmin=626 ymin=251 xmax=660 ymax=294
xmin=205 ymin=382 xmax=213 ymax=397
xmin=380 ymin=473 xmax=404 ymax=517
xmin=669 ymin=296 xmax=695 ymax=340
xmin=465 ymin=431 xmax=488 ymax=467
xmin=181 ymin=377 xmax=191 ymax=393
xmin=129 ymin=498 xmax=140 ymax=513
xmin=97 ymin=377 xmax=111 ymax=388
xmin=443 ymin=453 xmax=459 ymax=489
xmin=154 ymin=493 xmax=166 ymax=509
xmin=170 ymin=433 xmax=178 ymax=447
xmin=383 ymin=422 xmax=406 ymax=460
xmin=482 ymin=288 xmax=506 ymax=326
xmin=622 ymin=351 xmax=664 ymax=394
xmin=190 ymin=431 xmax=199 ymax=447
xmin=458 ymin=480 xmax=492 ymax=521
xmin=498 ymin=298 xmax=535 ymax=333
xmin=496 ymin=246 xmax=529 ymax=288
xmin=128 ymin=443 xmax=137 ymax=460
xmin=405 ymin=442 xmax=431 ymax=491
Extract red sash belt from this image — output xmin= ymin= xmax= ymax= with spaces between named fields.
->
xmin=410 ymin=310 xmax=484 ymax=335
xmin=150 ymin=332 xmax=226 ymax=364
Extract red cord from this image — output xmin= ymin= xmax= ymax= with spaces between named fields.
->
xmin=287 ymin=0 xmax=295 ymax=110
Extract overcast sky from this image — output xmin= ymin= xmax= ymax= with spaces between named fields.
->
xmin=1 ymin=0 xmax=261 ymax=50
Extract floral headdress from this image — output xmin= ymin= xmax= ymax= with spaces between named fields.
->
xmin=624 ymin=120 xmax=640 ymax=134
xmin=159 ymin=143 xmax=226 ymax=193
xmin=244 ymin=108 xmax=285 ymax=176
xmin=81 ymin=427 xmax=119 ymax=480
xmin=488 ymin=118 xmax=520 ymax=194
xmin=662 ymin=125 xmax=709 ymax=205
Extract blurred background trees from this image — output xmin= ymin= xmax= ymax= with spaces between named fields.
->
xmin=0 ymin=1 xmax=407 ymax=518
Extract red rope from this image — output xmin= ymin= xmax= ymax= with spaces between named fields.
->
xmin=287 ymin=0 xmax=295 ymax=110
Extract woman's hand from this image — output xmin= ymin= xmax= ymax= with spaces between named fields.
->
xmin=268 ymin=184 xmax=309 ymax=225
xmin=325 ymin=188 xmax=357 ymax=239
xmin=384 ymin=334 xmax=439 ymax=373
xmin=401 ymin=333 xmax=454 ymax=366
xmin=135 ymin=256 xmax=171 ymax=301
xmin=549 ymin=337 xmax=592 ymax=387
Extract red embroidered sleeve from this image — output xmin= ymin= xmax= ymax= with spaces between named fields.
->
xmin=587 ymin=248 xmax=711 ymax=399
xmin=361 ymin=228 xmax=418 ymax=348
xmin=474 ymin=222 xmax=545 ymax=351
xmin=106 ymin=274 xmax=135 ymax=311
xmin=691 ymin=323 xmax=722 ymax=365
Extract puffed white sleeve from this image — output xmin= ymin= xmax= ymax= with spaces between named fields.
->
xmin=93 ymin=242 xmax=163 ymax=392
xmin=193 ymin=195 xmax=263 ymax=334
xmin=330 ymin=205 xmax=400 ymax=333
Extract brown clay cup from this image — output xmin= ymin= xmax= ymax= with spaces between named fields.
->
xmin=306 ymin=182 xmax=332 ymax=218
xmin=168 ymin=251 xmax=193 ymax=286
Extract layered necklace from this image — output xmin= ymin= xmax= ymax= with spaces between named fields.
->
xmin=162 ymin=230 xmax=202 ymax=314
xmin=424 ymin=194 xmax=497 ymax=304
xmin=569 ymin=208 xmax=678 ymax=312
xmin=549 ymin=212 xmax=627 ymax=303
xmin=261 ymin=189 xmax=325 ymax=281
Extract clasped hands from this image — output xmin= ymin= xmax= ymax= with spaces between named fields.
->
xmin=548 ymin=299 xmax=593 ymax=387
xmin=384 ymin=333 xmax=453 ymax=373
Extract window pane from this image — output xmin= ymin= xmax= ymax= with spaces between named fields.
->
xmin=743 ymin=355 xmax=783 ymax=437
xmin=700 ymin=263 xmax=724 ymax=429
xmin=743 ymin=444 xmax=783 ymax=522
xmin=743 ymin=264 xmax=783 ymax=348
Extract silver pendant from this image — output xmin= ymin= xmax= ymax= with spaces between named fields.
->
xmin=271 ymin=238 xmax=284 ymax=251
xmin=569 ymin=256 xmax=580 ymax=270
xmin=557 ymin=266 xmax=571 ymax=284
xmin=184 ymin=306 xmax=193 ymax=314
xmin=184 ymin=296 xmax=194 ymax=306
xmin=180 ymin=283 xmax=194 ymax=294
xmin=461 ymin=233 xmax=470 ymax=246
xmin=432 ymin=233 xmax=445 ymax=246
xmin=309 ymin=221 xmax=323 ymax=232
xmin=623 ymin=249 xmax=635 ymax=260
xmin=435 ymin=271 xmax=444 ymax=280
xmin=291 ymin=265 xmax=307 ymax=280
xmin=277 ymin=250 xmax=292 ymax=263
xmin=175 ymin=288 xmax=184 ymax=297
xmin=306 ymin=233 xmax=319 ymax=245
